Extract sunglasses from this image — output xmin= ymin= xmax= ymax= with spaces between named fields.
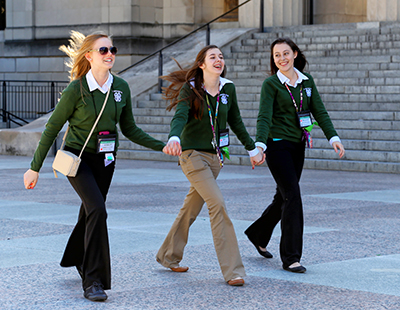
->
xmin=90 ymin=46 xmax=118 ymax=55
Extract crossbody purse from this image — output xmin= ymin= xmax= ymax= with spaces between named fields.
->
xmin=52 ymin=87 xmax=111 ymax=178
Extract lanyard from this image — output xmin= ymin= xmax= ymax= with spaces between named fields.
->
xmin=284 ymin=83 xmax=303 ymax=112
xmin=205 ymin=92 xmax=224 ymax=168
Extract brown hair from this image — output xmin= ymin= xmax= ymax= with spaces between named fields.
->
xmin=162 ymin=45 xmax=226 ymax=119
xmin=270 ymin=37 xmax=307 ymax=75
xmin=59 ymin=31 xmax=110 ymax=82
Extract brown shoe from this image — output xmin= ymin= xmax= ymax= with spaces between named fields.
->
xmin=227 ymin=277 xmax=245 ymax=286
xmin=170 ymin=266 xmax=189 ymax=272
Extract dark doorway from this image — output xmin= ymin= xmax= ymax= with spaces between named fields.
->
xmin=0 ymin=0 xmax=5 ymax=30
xmin=303 ymin=0 xmax=314 ymax=24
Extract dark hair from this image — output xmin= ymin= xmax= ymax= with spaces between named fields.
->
xmin=270 ymin=38 xmax=307 ymax=75
xmin=162 ymin=45 xmax=226 ymax=119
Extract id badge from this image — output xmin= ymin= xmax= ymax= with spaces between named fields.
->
xmin=219 ymin=128 xmax=230 ymax=147
xmin=297 ymin=110 xmax=312 ymax=129
xmin=97 ymin=133 xmax=117 ymax=153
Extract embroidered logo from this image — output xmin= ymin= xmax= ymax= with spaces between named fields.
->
xmin=305 ymin=88 xmax=312 ymax=97
xmin=113 ymin=90 xmax=123 ymax=102
xmin=220 ymin=93 xmax=229 ymax=105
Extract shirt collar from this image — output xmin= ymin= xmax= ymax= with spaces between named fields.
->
xmin=86 ymin=69 xmax=113 ymax=94
xmin=189 ymin=76 xmax=233 ymax=94
xmin=277 ymin=68 xmax=308 ymax=87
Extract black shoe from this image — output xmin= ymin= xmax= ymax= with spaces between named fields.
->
xmin=76 ymin=265 xmax=83 ymax=279
xmin=283 ymin=264 xmax=306 ymax=273
xmin=84 ymin=282 xmax=108 ymax=302
xmin=244 ymin=231 xmax=273 ymax=258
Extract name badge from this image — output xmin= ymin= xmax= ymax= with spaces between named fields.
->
xmin=97 ymin=132 xmax=117 ymax=153
xmin=297 ymin=110 xmax=312 ymax=129
xmin=219 ymin=128 xmax=230 ymax=147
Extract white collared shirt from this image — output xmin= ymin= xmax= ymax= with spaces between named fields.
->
xmin=86 ymin=69 xmax=113 ymax=94
xmin=189 ymin=76 xmax=233 ymax=94
xmin=277 ymin=68 xmax=309 ymax=88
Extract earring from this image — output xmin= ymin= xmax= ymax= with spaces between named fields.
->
xmin=88 ymin=58 xmax=92 ymax=61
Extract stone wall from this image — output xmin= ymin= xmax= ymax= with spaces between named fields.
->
xmin=314 ymin=0 xmax=367 ymax=24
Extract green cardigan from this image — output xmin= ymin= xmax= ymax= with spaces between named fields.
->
xmin=169 ymin=78 xmax=255 ymax=153
xmin=256 ymin=72 xmax=338 ymax=145
xmin=30 ymin=75 xmax=165 ymax=172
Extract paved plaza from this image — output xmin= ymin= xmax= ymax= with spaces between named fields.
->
xmin=1 ymin=154 xmax=400 ymax=309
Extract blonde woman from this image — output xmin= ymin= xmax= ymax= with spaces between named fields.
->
xmin=24 ymin=31 xmax=167 ymax=301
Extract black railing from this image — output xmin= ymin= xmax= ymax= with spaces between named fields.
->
xmin=1 ymin=80 xmax=68 ymax=128
xmin=118 ymin=0 xmax=264 ymax=93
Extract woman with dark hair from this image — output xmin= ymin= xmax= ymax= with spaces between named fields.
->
xmin=157 ymin=45 xmax=264 ymax=286
xmin=245 ymin=38 xmax=345 ymax=273
xmin=24 ymin=31 xmax=168 ymax=301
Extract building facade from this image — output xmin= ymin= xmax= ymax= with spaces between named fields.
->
xmin=1 ymin=0 xmax=400 ymax=80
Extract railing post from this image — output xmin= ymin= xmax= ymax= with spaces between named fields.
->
xmin=260 ymin=0 xmax=264 ymax=33
xmin=2 ymin=81 xmax=6 ymax=123
xmin=51 ymin=82 xmax=55 ymax=109
xmin=206 ymin=24 xmax=210 ymax=45
xmin=158 ymin=50 xmax=163 ymax=93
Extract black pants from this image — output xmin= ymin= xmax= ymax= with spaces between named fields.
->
xmin=245 ymin=139 xmax=305 ymax=268
xmin=60 ymin=147 xmax=115 ymax=290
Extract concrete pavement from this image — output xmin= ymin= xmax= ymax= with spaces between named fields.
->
xmin=1 ymin=155 xmax=400 ymax=309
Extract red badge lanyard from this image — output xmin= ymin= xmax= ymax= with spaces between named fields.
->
xmin=284 ymin=82 xmax=313 ymax=148
xmin=284 ymin=83 xmax=303 ymax=112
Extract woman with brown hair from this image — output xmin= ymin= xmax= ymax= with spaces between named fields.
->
xmin=245 ymin=37 xmax=345 ymax=273
xmin=23 ymin=31 xmax=168 ymax=301
xmin=156 ymin=45 xmax=264 ymax=286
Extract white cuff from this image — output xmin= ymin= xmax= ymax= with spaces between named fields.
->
xmin=168 ymin=136 xmax=181 ymax=144
xmin=247 ymin=148 xmax=259 ymax=157
xmin=255 ymin=142 xmax=267 ymax=152
xmin=329 ymin=136 xmax=341 ymax=146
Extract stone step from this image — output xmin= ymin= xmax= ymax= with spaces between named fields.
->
xmin=306 ymin=148 xmax=400 ymax=162
xmin=326 ymin=111 xmax=399 ymax=121
xmin=321 ymin=119 xmax=400 ymax=130
xmin=242 ymin=37 xmax=400 ymax=49
xmin=231 ymin=45 xmax=400 ymax=57
xmin=322 ymin=102 xmax=400 ymax=112
xmin=132 ymin=123 xmax=171 ymax=133
xmin=312 ymin=128 xmax=399 ymax=141
xmin=303 ymin=158 xmax=400 ymax=174
xmin=133 ymin=107 xmax=259 ymax=118
xmin=137 ymin=100 xmax=168 ymax=108
xmin=133 ymin=115 xmax=257 ymax=127
xmin=318 ymin=93 xmax=399 ymax=103
xmin=311 ymin=138 xmax=400 ymax=152
xmin=235 ymin=84 xmax=400 ymax=95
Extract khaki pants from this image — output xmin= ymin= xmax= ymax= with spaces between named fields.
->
xmin=156 ymin=150 xmax=245 ymax=282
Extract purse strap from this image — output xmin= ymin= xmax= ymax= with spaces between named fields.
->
xmin=59 ymin=87 xmax=111 ymax=158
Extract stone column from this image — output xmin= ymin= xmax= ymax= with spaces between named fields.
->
xmin=314 ymin=0 xmax=367 ymax=24
xmin=239 ymin=0 xmax=304 ymax=28
xmin=5 ymin=0 xmax=35 ymax=40
xmin=367 ymin=0 xmax=400 ymax=21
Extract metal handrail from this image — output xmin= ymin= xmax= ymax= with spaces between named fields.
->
xmin=0 ymin=109 xmax=29 ymax=127
xmin=117 ymin=0 xmax=262 ymax=92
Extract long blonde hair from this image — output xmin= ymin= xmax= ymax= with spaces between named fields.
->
xmin=59 ymin=31 xmax=110 ymax=82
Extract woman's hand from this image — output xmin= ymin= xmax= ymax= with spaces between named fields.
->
xmin=332 ymin=141 xmax=345 ymax=158
xmin=250 ymin=148 xmax=265 ymax=169
xmin=163 ymin=141 xmax=182 ymax=156
xmin=24 ymin=169 xmax=39 ymax=189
